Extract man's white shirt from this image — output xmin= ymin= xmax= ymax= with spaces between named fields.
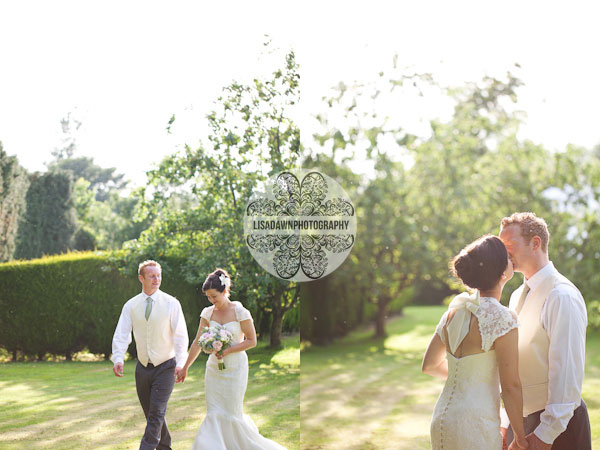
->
xmin=111 ymin=289 xmax=189 ymax=368
xmin=501 ymin=262 xmax=587 ymax=444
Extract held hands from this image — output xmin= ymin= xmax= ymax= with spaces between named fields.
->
xmin=508 ymin=436 xmax=530 ymax=449
xmin=175 ymin=366 xmax=186 ymax=383
xmin=503 ymin=427 xmax=530 ymax=450
xmin=523 ymin=433 xmax=551 ymax=450
xmin=113 ymin=362 xmax=124 ymax=377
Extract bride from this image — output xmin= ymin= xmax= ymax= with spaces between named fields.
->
xmin=422 ymin=235 xmax=529 ymax=450
xmin=177 ymin=268 xmax=288 ymax=450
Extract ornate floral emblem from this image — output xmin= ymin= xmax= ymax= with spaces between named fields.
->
xmin=244 ymin=170 xmax=356 ymax=281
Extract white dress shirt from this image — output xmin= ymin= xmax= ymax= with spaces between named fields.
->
xmin=111 ymin=289 xmax=189 ymax=368
xmin=501 ymin=262 xmax=587 ymax=444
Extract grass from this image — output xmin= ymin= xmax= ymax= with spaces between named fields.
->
xmin=0 ymin=335 xmax=299 ymax=450
xmin=300 ymin=306 xmax=600 ymax=450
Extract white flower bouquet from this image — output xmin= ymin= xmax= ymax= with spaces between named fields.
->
xmin=198 ymin=325 xmax=234 ymax=370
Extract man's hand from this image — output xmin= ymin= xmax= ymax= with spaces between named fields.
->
xmin=508 ymin=438 xmax=530 ymax=449
xmin=525 ymin=433 xmax=551 ymax=450
xmin=501 ymin=427 xmax=507 ymax=450
xmin=175 ymin=366 xmax=187 ymax=383
xmin=113 ymin=362 xmax=124 ymax=377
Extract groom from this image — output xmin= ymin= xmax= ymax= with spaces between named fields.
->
xmin=112 ymin=260 xmax=189 ymax=450
xmin=499 ymin=213 xmax=591 ymax=450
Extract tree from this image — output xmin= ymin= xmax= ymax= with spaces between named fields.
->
xmin=50 ymin=112 xmax=81 ymax=161
xmin=72 ymin=178 xmax=148 ymax=250
xmin=302 ymin=66 xmax=600 ymax=343
xmin=305 ymin=65 xmax=434 ymax=339
xmin=45 ymin=113 xmax=146 ymax=249
xmin=48 ymin=157 xmax=127 ymax=201
xmin=14 ymin=171 xmax=77 ymax=259
xmin=548 ymin=144 xmax=600 ymax=303
xmin=404 ymin=73 xmax=558 ymax=302
xmin=0 ymin=143 xmax=29 ymax=261
xmin=48 ymin=112 xmax=127 ymax=201
xmin=124 ymin=47 xmax=301 ymax=347
xmin=299 ymin=153 xmax=365 ymax=344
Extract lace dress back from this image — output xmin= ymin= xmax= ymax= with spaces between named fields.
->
xmin=430 ymin=296 xmax=519 ymax=450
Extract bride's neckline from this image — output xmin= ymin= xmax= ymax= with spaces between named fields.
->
xmin=208 ymin=302 xmax=238 ymax=326
xmin=209 ymin=319 xmax=238 ymax=326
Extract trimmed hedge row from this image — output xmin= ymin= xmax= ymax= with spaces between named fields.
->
xmin=0 ymin=252 xmax=208 ymax=359
xmin=0 ymin=251 xmax=300 ymax=360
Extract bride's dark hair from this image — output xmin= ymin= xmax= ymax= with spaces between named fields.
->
xmin=202 ymin=268 xmax=232 ymax=294
xmin=450 ymin=235 xmax=508 ymax=291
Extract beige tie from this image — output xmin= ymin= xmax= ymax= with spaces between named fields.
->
xmin=515 ymin=284 xmax=530 ymax=314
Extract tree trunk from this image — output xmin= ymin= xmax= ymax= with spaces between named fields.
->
xmin=65 ymin=351 xmax=72 ymax=361
xmin=375 ymin=297 xmax=390 ymax=338
xmin=12 ymin=349 xmax=17 ymax=362
xmin=258 ymin=309 xmax=271 ymax=340
xmin=270 ymin=308 xmax=283 ymax=348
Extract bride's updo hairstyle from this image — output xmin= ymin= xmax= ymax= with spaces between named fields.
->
xmin=202 ymin=268 xmax=232 ymax=295
xmin=451 ymin=235 xmax=508 ymax=291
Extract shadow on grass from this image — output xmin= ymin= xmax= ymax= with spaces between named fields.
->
xmin=300 ymin=306 xmax=445 ymax=449
xmin=0 ymin=335 xmax=300 ymax=450
xmin=301 ymin=305 xmax=600 ymax=450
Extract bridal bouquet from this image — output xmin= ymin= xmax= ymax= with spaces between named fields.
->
xmin=198 ymin=325 xmax=234 ymax=370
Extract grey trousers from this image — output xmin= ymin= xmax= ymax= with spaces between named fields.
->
xmin=135 ymin=358 xmax=176 ymax=450
xmin=507 ymin=399 xmax=591 ymax=449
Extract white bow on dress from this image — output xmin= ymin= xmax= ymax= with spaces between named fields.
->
xmin=446 ymin=290 xmax=480 ymax=354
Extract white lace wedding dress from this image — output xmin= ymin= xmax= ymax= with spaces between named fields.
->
xmin=191 ymin=301 xmax=288 ymax=450
xmin=430 ymin=295 xmax=519 ymax=450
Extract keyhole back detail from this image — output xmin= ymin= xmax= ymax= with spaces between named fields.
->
xmin=443 ymin=310 xmax=487 ymax=358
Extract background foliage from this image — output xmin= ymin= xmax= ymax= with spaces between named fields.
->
xmin=300 ymin=69 xmax=600 ymax=343
xmin=14 ymin=171 xmax=77 ymax=260
xmin=1 ymin=50 xmax=598 ymax=351
xmin=0 ymin=142 xmax=29 ymax=262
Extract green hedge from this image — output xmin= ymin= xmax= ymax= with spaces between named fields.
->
xmin=0 ymin=252 xmax=208 ymax=360
xmin=0 ymin=252 xmax=300 ymax=360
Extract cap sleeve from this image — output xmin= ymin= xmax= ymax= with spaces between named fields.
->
xmin=233 ymin=301 xmax=253 ymax=322
xmin=435 ymin=310 xmax=449 ymax=344
xmin=200 ymin=306 xmax=214 ymax=322
xmin=478 ymin=301 xmax=519 ymax=352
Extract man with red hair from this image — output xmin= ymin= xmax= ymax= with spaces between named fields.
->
xmin=499 ymin=213 xmax=590 ymax=450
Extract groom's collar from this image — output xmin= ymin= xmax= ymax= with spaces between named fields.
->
xmin=141 ymin=289 xmax=161 ymax=300
xmin=525 ymin=261 xmax=555 ymax=291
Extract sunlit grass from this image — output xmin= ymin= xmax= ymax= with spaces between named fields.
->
xmin=0 ymin=335 xmax=299 ymax=450
xmin=301 ymin=306 xmax=600 ymax=450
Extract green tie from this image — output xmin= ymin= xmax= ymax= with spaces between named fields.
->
xmin=515 ymin=284 xmax=530 ymax=314
xmin=145 ymin=297 xmax=153 ymax=320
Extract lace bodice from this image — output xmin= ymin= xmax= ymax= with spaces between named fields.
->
xmin=200 ymin=301 xmax=253 ymax=361
xmin=201 ymin=301 xmax=252 ymax=327
xmin=435 ymin=296 xmax=519 ymax=352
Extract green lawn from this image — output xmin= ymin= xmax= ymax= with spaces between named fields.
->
xmin=0 ymin=335 xmax=299 ymax=450
xmin=300 ymin=306 xmax=600 ymax=450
